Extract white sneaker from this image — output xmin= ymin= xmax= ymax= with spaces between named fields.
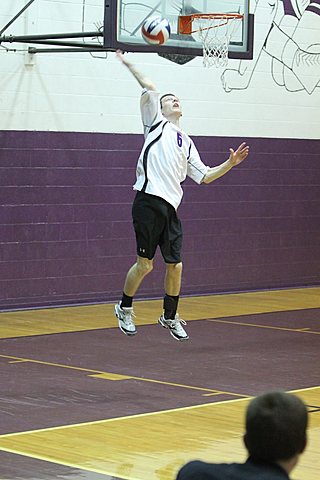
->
xmin=158 ymin=314 xmax=189 ymax=341
xmin=115 ymin=303 xmax=137 ymax=336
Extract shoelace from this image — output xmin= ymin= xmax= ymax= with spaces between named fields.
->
xmin=122 ymin=308 xmax=136 ymax=325
xmin=168 ymin=316 xmax=187 ymax=331
xmin=176 ymin=321 xmax=186 ymax=334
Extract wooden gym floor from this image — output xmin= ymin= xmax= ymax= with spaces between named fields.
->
xmin=0 ymin=287 xmax=319 ymax=480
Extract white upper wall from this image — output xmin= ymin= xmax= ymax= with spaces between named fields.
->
xmin=0 ymin=0 xmax=319 ymax=138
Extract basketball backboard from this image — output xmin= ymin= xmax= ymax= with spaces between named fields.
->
xmin=104 ymin=0 xmax=253 ymax=61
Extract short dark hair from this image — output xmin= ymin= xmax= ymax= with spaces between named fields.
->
xmin=160 ymin=93 xmax=176 ymax=108
xmin=244 ymin=391 xmax=308 ymax=462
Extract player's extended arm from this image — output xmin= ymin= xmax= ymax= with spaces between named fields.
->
xmin=202 ymin=142 xmax=249 ymax=184
xmin=116 ymin=50 xmax=156 ymax=91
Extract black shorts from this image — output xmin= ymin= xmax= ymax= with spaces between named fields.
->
xmin=132 ymin=191 xmax=182 ymax=263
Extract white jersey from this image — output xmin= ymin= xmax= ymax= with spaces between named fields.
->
xmin=133 ymin=89 xmax=209 ymax=210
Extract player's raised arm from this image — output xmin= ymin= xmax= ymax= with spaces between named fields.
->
xmin=202 ymin=142 xmax=249 ymax=184
xmin=116 ymin=50 xmax=156 ymax=91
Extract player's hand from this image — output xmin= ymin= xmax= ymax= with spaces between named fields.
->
xmin=116 ymin=49 xmax=129 ymax=65
xmin=228 ymin=142 xmax=249 ymax=166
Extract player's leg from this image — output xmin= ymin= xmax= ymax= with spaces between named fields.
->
xmin=115 ymin=255 xmax=153 ymax=336
xmin=158 ymin=208 xmax=189 ymax=341
xmin=164 ymin=261 xmax=182 ymax=296
xmin=123 ymin=256 xmax=154 ymax=298
xmin=115 ymin=192 xmax=158 ymax=336
xmin=162 ymin=261 xmax=182 ymax=320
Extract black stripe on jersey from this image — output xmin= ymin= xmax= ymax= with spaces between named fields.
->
xmin=187 ymin=141 xmax=192 ymax=160
xmin=143 ymin=120 xmax=162 ymax=137
xmin=187 ymin=158 xmax=207 ymax=177
xmin=187 ymin=141 xmax=207 ymax=179
xmin=142 ymin=121 xmax=169 ymax=192
xmin=149 ymin=120 xmax=162 ymax=133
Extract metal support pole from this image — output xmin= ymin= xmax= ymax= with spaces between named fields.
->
xmin=29 ymin=47 xmax=110 ymax=54
xmin=0 ymin=31 xmax=103 ymax=44
xmin=0 ymin=0 xmax=37 ymax=36
xmin=13 ymin=39 xmax=104 ymax=48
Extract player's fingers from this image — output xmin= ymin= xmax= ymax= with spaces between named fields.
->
xmin=240 ymin=146 xmax=249 ymax=156
xmin=237 ymin=142 xmax=246 ymax=151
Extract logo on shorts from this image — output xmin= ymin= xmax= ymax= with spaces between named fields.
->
xmin=139 ymin=248 xmax=145 ymax=253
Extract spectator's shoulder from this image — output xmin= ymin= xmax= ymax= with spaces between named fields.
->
xmin=177 ymin=460 xmax=214 ymax=480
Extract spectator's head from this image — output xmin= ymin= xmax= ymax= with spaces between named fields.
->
xmin=244 ymin=391 xmax=308 ymax=471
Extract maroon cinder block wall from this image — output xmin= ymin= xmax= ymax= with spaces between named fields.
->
xmin=0 ymin=130 xmax=319 ymax=310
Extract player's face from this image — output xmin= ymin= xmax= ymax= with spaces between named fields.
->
xmin=161 ymin=95 xmax=182 ymax=118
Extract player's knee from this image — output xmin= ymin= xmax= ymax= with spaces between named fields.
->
xmin=137 ymin=257 xmax=153 ymax=276
xmin=166 ymin=262 xmax=183 ymax=275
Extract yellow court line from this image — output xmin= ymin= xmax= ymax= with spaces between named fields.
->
xmin=88 ymin=373 xmax=132 ymax=380
xmin=203 ymin=392 xmax=228 ymax=397
xmin=208 ymin=319 xmax=320 ymax=335
xmin=0 ymin=354 xmax=112 ymax=374
xmin=0 ymin=386 xmax=318 ymax=441
xmin=0 ymin=446 xmax=125 ymax=480
xmin=0 ymin=353 xmax=247 ymax=398
xmin=130 ymin=376 xmax=249 ymax=397
xmin=289 ymin=385 xmax=320 ymax=394
xmin=1 ymin=287 xmax=319 ymax=340
xmin=0 ymin=388 xmax=318 ymax=480
xmin=0 ymin=395 xmax=251 ymax=439
xmin=8 ymin=360 xmax=28 ymax=364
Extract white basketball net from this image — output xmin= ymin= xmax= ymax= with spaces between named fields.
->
xmin=193 ymin=15 xmax=242 ymax=68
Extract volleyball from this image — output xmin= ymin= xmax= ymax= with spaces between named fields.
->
xmin=141 ymin=16 xmax=171 ymax=45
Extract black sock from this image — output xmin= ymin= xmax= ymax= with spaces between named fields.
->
xmin=120 ymin=293 xmax=133 ymax=309
xmin=163 ymin=294 xmax=179 ymax=320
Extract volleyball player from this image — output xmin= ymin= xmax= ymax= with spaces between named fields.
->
xmin=115 ymin=50 xmax=249 ymax=341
